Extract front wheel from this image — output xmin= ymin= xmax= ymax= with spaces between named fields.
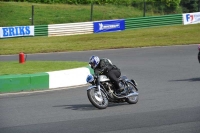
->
xmin=87 ymin=88 xmax=108 ymax=109
xmin=126 ymin=82 xmax=139 ymax=104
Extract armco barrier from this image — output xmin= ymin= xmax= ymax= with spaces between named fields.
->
xmin=34 ymin=25 xmax=48 ymax=36
xmin=125 ymin=14 xmax=182 ymax=29
xmin=0 ymin=66 xmax=94 ymax=93
xmin=48 ymin=22 xmax=93 ymax=36
xmin=0 ymin=14 xmax=185 ymax=38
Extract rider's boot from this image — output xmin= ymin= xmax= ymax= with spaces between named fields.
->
xmin=114 ymin=82 xmax=124 ymax=95
xmin=115 ymin=88 xmax=124 ymax=95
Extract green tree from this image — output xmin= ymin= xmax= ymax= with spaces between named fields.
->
xmin=162 ymin=0 xmax=181 ymax=13
xmin=180 ymin=0 xmax=199 ymax=13
xmin=132 ymin=0 xmax=181 ymax=14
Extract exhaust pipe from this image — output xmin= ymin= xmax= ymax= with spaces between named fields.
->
xmin=126 ymin=92 xmax=139 ymax=98
xmin=113 ymin=92 xmax=139 ymax=99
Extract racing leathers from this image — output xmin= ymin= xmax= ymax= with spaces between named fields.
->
xmin=92 ymin=58 xmax=122 ymax=92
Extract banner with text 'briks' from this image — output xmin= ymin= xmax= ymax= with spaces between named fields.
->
xmin=93 ymin=19 xmax=125 ymax=33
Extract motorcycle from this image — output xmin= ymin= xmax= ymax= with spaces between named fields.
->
xmin=86 ymin=74 xmax=139 ymax=109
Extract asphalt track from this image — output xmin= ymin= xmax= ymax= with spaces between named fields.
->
xmin=0 ymin=45 xmax=200 ymax=133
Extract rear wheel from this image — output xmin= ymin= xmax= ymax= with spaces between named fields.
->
xmin=126 ymin=82 xmax=139 ymax=104
xmin=87 ymin=88 xmax=108 ymax=109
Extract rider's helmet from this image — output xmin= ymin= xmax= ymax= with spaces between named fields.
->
xmin=89 ymin=55 xmax=100 ymax=69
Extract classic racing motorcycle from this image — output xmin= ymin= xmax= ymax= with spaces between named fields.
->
xmin=86 ymin=74 xmax=139 ymax=109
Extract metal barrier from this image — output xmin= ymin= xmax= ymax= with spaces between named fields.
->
xmin=34 ymin=25 xmax=48 ymax=36
xmin=125 ymin=14 xmax=182 ymax=29
xmin=0 ymin=14 xmax=184 ymax=38
xmin=48 ymin=22 xmax=93 ymax=37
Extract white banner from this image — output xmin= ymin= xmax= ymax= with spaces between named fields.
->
xmin=0 ymin=26 xmax=34 ymax=38
xmin=183 ymin=12 xmax=200 ymax=25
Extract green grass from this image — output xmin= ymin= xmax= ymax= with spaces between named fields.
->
xmin=0 ymin=2 xmax=161 ymax=27
xmin=0 ymin=61 xmax=88 ymax=75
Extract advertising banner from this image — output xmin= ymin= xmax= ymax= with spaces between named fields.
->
xmin=93 ymin=19 xmax=125 ymax=33
xmin=0 ymin=26 xmax=34 ymax=38
xmin=183 ymin=12 xmax=200 ymax=25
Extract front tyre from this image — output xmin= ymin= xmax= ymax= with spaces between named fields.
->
xmin=126 ymin=82 xmax=139 ymax=104
xmin=87 ymin=88 xmax=108 ymax=109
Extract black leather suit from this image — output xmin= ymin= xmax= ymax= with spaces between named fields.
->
xmin=93 ymin=58 xmax=121 ymax=91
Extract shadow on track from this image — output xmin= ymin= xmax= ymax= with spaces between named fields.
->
xmin=169 ymin=77 xmax=200 ymax=82
xmin=53 ymin=103 xmax=128 ymax=111
xmin=53 ymin=104 xmax=96 ymax=111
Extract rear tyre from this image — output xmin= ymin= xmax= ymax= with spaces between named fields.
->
xmin=87 ymin=88 xmax=108 ymax=109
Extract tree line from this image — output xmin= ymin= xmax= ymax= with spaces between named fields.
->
xmin=2 ymin=0 xmax=200 ymax=13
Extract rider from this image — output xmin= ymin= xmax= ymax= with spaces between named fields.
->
xmin=89 ymin=55 xmax=123 ymax=94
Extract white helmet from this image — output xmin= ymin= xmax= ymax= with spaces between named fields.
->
xmin=89 ymin=55 xmax=100 ymax=69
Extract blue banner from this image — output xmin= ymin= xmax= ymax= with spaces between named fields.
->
xmin=93 ymin=19 xmax=125 ymax=33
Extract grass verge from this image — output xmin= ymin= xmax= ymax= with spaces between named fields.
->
xmin=0 ymin=61 xmax=88 ymax=75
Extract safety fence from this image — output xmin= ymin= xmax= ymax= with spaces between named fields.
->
xmin=125 ymin=14 xmax=182 ymax=29
xmin=1 ymin=12 xmax=200 ymax=39
xmin=0 ymin=13 xmax=179 ymax=38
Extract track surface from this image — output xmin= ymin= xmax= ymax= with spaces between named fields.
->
xmin=0 ymin=45 xmax=200 ymax=133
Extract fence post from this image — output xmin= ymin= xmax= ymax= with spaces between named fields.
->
xmin=31 ymin=5 xmax=34 ymax=25
xmin=199 ymin=0 xmax=200 ymax=12
xmin=143 ymin=0 xmax=146 ymax=17
xmin=90 ymin=2 xmax=94 ymax=21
